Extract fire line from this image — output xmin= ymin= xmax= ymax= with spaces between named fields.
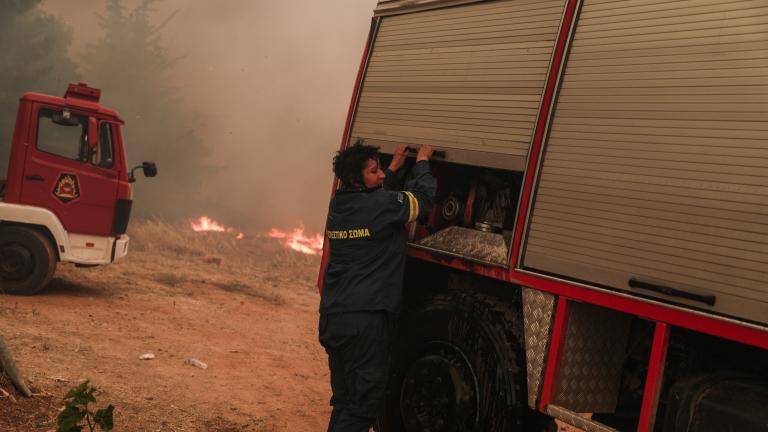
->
xmin=268 ymin=226 xmax=323 ymax=255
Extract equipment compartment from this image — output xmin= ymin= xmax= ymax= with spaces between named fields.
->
xmin=385 ymin=156 xmax=522 ymax=267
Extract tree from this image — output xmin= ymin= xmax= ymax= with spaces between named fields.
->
xmin=0 ymin=3 xmax=75 ymax=397
xmin=0 ymin=336 xmax=32 ymax=397
xmin=0 ymin=0 xmax=78 ymax=177
xmin=80 ymin=0 xmax=212 ymax=219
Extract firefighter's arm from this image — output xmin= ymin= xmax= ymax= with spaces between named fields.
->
xmin=387 ymin=144 xmax=409 ymax=173
xmin=402 ymin=158 xmax=437 ymax=222
xmin=381 ymin=146 xmax=437 ymax=225
xmin=384 ymin=144 xmax=408 ymax=190
xmin=393 ymin=146 xmax=437 ymax=223
xmin=383 ymin=168 xmax=401 ymax=191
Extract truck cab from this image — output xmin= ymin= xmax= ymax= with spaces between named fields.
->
xmin=0 ymin=82 xmax=155 ymax=295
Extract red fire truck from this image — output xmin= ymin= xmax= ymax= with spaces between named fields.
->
xmin=320 ymin=1 xmax=768 ymax=431
xmin=0 ymin=82 xmax=155 ymax=295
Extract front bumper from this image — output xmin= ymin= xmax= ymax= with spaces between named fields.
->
xmin=64 ymin=233 xmax=130 ymax=265
xmin=112 ymin=235 xmax=130 ymax=262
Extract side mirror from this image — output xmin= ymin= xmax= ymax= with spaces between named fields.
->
xmin=142 ymin=161 xmax=157 ymax=177
xmin=87 ymin=117 xmax=99 ymax=148
xmin=129 ymin=161 xmax=158 ymax=183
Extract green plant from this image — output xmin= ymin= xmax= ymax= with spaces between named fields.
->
xmin=57 ymin=380 xmax=114 ymax=432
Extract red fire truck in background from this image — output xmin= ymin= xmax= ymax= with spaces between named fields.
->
xmin=0 ymin=82 xmax=156 ymax=295
xmin=321 ymin=1 xmax=768 ymax=431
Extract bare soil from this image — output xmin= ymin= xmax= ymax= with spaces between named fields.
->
xmin=0 ymin=220 xmax=329 ymax=431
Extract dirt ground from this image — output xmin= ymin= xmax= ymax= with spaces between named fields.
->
xmin=0 ymin=220 xmax=330 ymax=431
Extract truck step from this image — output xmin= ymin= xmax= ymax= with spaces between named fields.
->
xmin=545 ymin=405 xmax=619 ymax=432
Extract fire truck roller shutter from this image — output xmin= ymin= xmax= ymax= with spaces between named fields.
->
xmin=522 ymin=0 xmax=768 ymax=325
xmin=375 ymin=0 xmax=488 ymax=16
xmin=350 ymin=0 xmax=569 ymax=170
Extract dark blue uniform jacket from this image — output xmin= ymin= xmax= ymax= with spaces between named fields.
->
xmin=320 ymin=160 xmax=437 ymax=314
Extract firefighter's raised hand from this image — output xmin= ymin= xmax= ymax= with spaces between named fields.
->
xmin=416 ymin=145 xmax=436 ymax=162
xmin=388 ymin=143 xmax=409 ymax=172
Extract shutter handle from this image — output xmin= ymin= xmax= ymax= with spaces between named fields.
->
xmin=24 ymin=175 xmax=45 ymax=182
xmin=628 ymin=278 xmax=716 ymax=306
xmin=405 ymin=147 xmax=446 ymax=159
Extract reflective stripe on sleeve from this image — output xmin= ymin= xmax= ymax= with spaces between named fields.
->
xmin=404 ymin=191 xmax=419 ymax=223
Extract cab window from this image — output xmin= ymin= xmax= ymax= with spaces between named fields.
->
xmin=36 ymin=108 xmax=89 ymax=162
xmin=36 ymin=109 xmax=113 ymax=169
xmin=97 ymin=122 xmax=114 ymax=168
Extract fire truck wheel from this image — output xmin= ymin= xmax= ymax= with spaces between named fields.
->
xmin=0 ymin=226 xmax=56 ymax=295
xmin=379 ymin=290 xmax=525 ymax=432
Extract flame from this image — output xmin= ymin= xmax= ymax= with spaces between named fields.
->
xmin=190 ymin=216 xmax=244 ymax=239
xmin=191 ymin=216 xmax=228 ymax=232
xmin=190 ymin=217 xmax=321 ymax=252
xmin=268 ymin=225 xmax=324 ymax=255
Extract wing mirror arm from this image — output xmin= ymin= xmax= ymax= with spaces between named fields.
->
xmin=128 ymin=161 xmax=158 ymax=183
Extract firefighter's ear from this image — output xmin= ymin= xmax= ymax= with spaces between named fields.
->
xmin=87 ymin=117 xmax=99 ymax=149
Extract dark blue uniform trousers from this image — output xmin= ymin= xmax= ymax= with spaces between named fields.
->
xmin=319 ymin=311 xmax=393 ymax=432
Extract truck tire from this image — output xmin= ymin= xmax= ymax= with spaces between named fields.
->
xmin=379 ymin=290 xmax=526 ymax=432
xmin=0 ymin=226 xmax=56 ymax=295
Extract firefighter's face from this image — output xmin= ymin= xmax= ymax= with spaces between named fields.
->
xmin=362 ymin=158 xmax=385 ymax=189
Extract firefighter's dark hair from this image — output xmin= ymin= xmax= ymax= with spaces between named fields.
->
xmin=333 ymin=140 xmax=381 ymax=188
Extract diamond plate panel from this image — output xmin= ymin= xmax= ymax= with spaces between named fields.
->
xmin=547 ymin=405 xmax=620 ymax=432
xmin=523 ymin=287 xmax=556 ymax=409
xmin=553 ymin=302 xmax=632 ymax=412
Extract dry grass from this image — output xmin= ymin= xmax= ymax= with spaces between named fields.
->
xmin=54 ymin=218 xmax=322 ymax=304
xmin=129 ymin=218 xmax=319 ymax=271
xmin=129 ymin=218 xmax=242 ymax=258
xmin=152 ymin=272 xmax=187 ymax=287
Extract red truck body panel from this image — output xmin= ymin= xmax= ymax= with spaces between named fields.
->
xmin=4 ymin=101 xmax=32 ymax=203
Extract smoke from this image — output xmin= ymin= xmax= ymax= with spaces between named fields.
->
xmin=0 ymin=0 xmax=77 ymax=178
xmin=40 ymin=0 xmax=377 ymax=232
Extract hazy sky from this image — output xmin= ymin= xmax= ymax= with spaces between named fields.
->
xmin=41 ymin=0 xmax=378 ymax=233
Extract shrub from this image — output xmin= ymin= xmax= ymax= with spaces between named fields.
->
xmin=57 ymin=381 xmax=114 ymax=432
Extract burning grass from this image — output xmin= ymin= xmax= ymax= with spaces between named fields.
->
xmin=121 ymin=220 xmax=320 ymax=304
xmin=51 ymin=218 xmax=322 ymax=305
xmin=130 ymin=218 xmax=241 ymax=258
xmin=131 ymin=219 xmax=319 ymax=266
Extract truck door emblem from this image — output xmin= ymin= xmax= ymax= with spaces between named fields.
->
xmin=53 ymin=173 xmax=80 ymax=203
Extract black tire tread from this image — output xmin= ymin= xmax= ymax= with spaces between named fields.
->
xmin=0 ymin=226 xmax=56 ymax=295
xmin=382 ymin=288 xmax=526 ymax=431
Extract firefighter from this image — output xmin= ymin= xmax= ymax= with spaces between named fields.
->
xmin=319 ymin=142 xmax=437 ymax=431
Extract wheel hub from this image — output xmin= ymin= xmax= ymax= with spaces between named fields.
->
xmin=400 ymin=342 xmax=479 ymax=432
xmin=0 ymin=243 xmax=34 ymax=281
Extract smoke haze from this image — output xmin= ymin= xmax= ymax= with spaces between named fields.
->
xmin=40 ymin=0 xmax=377 ymax=233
